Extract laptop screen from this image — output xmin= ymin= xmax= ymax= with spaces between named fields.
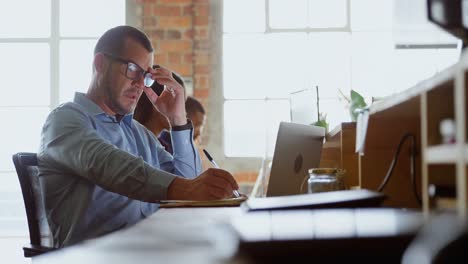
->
xmin=266 ymin=122 xmax=325 ymax=197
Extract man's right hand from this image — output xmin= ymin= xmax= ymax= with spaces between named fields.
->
xmin=166 ymin=168 xmax=239 ymax=200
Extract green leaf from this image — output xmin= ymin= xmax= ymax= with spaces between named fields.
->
xmin=313 ymin=113 xmax=329 ymax=133
xmin=349 ymin=90 xmax=367 ymax=121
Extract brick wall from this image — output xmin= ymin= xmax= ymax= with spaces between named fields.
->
xmin=137 ymin=0 xmax=211 ymax=101
xmin=135 ymin=0 xmax=258 ymax=188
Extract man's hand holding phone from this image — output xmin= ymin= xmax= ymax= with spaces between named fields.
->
xmin=143 ymin=65 xmax=187 ymax=126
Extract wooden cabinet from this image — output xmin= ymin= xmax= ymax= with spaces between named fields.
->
xmin=319 ymin=122 xmax=359 ymax=190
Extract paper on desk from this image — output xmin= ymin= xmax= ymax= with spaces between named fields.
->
xmin=355 ymin=109 xmax=369 ymax=156
xmin=159 ymin=195 xmax=248 ymax=208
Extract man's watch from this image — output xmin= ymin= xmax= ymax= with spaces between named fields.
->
xmin=172 ymin=119 xmax=193 ymax=131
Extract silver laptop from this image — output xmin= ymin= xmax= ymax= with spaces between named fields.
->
xmin=266 ymin=122 xmax=325 ymax=197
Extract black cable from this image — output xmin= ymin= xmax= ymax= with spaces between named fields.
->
xmin=377 ymin=133 xmax=421 ymax=205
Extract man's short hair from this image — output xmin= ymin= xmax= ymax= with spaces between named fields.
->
xmin=185 ymin=96 xmax=205 ymax=116
xmin=94 ymin=25 xmax=153 ymax=56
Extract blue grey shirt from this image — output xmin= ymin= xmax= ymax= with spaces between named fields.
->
xmin=38 ymin=93 xmax=201 ymax=247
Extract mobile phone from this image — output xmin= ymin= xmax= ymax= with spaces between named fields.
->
xmin=151 ymin=65 xmax=164 ymax=96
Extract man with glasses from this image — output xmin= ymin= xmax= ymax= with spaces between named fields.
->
xmin=38 ymin=25 xmax=239 ymax=248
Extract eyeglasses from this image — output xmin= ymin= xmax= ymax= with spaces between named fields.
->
xmin=103 ymin=53 xmax=154 ymax=87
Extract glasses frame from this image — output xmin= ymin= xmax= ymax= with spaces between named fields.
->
xmin=103 ymin=53 xmax=154 ymax=87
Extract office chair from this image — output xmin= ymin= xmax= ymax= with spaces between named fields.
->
xmin=12 ymin=152 xmax=56 ymax=257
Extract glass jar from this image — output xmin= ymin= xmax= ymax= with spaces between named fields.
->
xmin=307 ymin=168 xmax=344 ymax=194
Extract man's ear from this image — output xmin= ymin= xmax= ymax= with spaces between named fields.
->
xmin=93 ymin=53 xmax=107 ymax=73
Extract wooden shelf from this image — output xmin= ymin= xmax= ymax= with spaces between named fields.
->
xmin=425 ymin=145 xmax=456 ymax=164
xmin=425 ymin=144 xmax=468 ymax=164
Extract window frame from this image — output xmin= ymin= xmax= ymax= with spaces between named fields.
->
xmin=221 ymin=0 xmax=351 ymax=160
xmin=0 ymin=0 xmax=133 ymax=238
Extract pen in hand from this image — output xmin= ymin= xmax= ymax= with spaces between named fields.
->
xmin=202 ymin=149 xmax=240 ymax=198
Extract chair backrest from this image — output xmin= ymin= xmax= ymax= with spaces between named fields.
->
xmin=12 ymin=152 xmax=51 ymax=249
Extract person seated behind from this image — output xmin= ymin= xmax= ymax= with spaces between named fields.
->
xmin=38 ymin=25 xmax=238 ymax=248
xmin=185 ymin=96 xmax=206 ymax=145
xmin=133 ymin=71 xmax=186 ymax=154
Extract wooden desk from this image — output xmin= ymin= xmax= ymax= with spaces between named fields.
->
xmin=34 ymin=208 xmax=244 ymax=264
xmin=33 ymin=207 xmax=424 ymax=264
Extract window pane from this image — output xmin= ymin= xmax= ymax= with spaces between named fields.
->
xmin=0 ymin=107 xmax=49 ymax=171
xmin=351 ymin=32 xmax=395 ymax=98
xmin=0 ymin=0 xmax=50 ymax=37
xmin=224 ymin=100 xmax=266 ymax=157
xmin=262 ymin=33 xmax=310 ymax=98
xmin=223 ymin=0 xmax=265 ymax=33
xmin=0 ymin=44 xmax=50 ymax=106
xmin=392 ymin=49 xmax=438 ymax=93
xmin=307 ymin=33 xmax=351 ymax=99
xmin=223 ymin=34 xmax=269 ymax=99
xmin=60 ymin=0 xmax=125 ymax=37
xmin=265 ymin=100 xmax=291 ymax=157
xmin=269 ymin=0 xmax=307 ymax=29
xmin=223 ymin=33 xmax=311 ymax=99
xmin=224 ymin=100 xmax=290 ymax=157
xmin=0 ymin=172 xmax=22 ymax=192
xmin=351 ymin=0 xmax=393 ymax=31
xmin=309 ymin=0 xmax=347 ymax=28
xmin=60 ymin=40 xmax=97 ymax=103
xmin=319 ymin=98 xmax=349 ymax=130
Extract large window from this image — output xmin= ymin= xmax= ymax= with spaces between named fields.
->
xmin=223 ymin=0 xmax=460 ymax=158
xmin=0 ymin=0 xmax=125 ymax=253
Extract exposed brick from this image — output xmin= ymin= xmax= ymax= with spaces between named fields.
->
xmin=153 ymin=6 xmax=181 ymax=16
xmin=193 ymin=88 xmax=209 ymax=99
xmin=183 ymin=5 xmax=194 ymax=16
xmin=184 ymin=53 xmax=194 ymax=63
xmin=149 ymin=29 xmax=165 ymax=40
xmin=154 ymin=53 xmax=168 ymax=65
xmin=168 ymin=53 xmax=181 ymax=64
xmin=194 ymin=53 xmax=209 ymax=64
xmin=159 ymin=40 xmax=192 ymax=52
xmin=195 ymin=75 xmax=207 ymax=87
xmin=194 ymin=16 xmax=209 ymax=26
xmin=158 ymin=16 xmax=192 ymax=28
xmin=194 ymin=64 xmax=210 ymax=74
xmin=194 ymin=40 xmax=210 ymax=50
xmin=144 ymin=5 xmax=153 ymax=16
xmin=184 ymin=29 xmax=195 ymax=39
xmin=195 ymin=4 xmax=209 ymax=16
xmin=170 ymin=64 xmax=192 ymax=76
xmin=159 ymin=0 xmax=192 ymax=4
xmin=166 ymin=30 xmax=182 ymax=39
xmin=195 ymin=28 xmax=208 ymax=38
xmin=143 ymin=17 xmax=157 ymax=28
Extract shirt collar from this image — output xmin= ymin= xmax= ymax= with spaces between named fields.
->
xmin=73 ymin=92 xmax=134 ymax=126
